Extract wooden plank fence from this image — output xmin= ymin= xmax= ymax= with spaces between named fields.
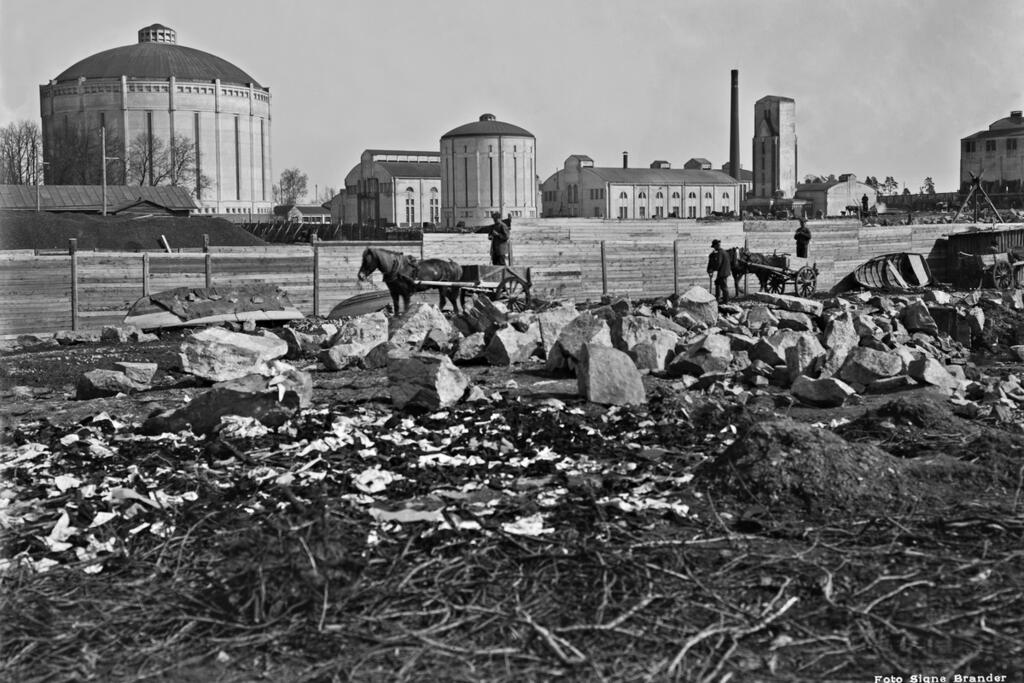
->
xmin=0 ymin=219 xmax=993 ymax=336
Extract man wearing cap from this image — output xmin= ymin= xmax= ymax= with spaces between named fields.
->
xmin=488 ymin=212 xmax=511 ymax=266
xmin=707 ymin=239 xmax=732 ymax=303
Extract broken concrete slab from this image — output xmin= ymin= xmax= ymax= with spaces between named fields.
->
xmin=748 ymin=329 xmax=804 ymax=367
xmin=901 ymin=300 xmax=939 ymax=336
xmin=535 ymin=303 xmax=580 ymax=358
xmin=908 ymin=357 xmax=960 ymax=392
xmin=577 ymin=343 xmax=646 ymax=406
xmin=748 ymin=292 xmax=823 ymax=317
xmin=545 ymin=313 xmax=613 ymax=372
xmin=389 ymin=303 xmax=455 ymax=348
xmin=453 ymin=332 xmax=488 ymax=363
xmin=113 ymin=361 xmax=158 ymax=386
xmin=675 ymin=286 xmax=719 ymax=326
xmin=485 ymin=325 xmax=541 ymax=365
xmin=838 ymin=347 xmax=903 ymax=386
xmin=791 ymin=376 xmax=857 ymax=407
xmin=388 ymin=353 xmax=470 ymax=410
xmin=785 ymin=333 xmax=826 ymax=382
xmin=179 ymin=327 xmax=289 ymax=382
xmin=76 ymin=369 xmax=139 ymax=400
xmin=667 ymin=333 xmax=733 ymax=377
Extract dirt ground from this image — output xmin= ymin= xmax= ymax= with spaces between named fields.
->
xmin=2 ymin=312 xmax=1023 ymax=682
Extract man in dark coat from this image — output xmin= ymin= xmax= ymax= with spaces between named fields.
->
xmin=707 ymin=239 xmax=732 ymax=303
xmin=488 ymin=212 xmax=510 ymax=266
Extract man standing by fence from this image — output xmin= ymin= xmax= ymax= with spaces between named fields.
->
xmin=488 ymin=212 xmax=510 ymax=266
xmin=707 ymin=239 xmax=732 ymax=303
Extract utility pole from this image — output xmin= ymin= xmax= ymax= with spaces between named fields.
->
xmin=102 ymin=126 xmax=108 ymax=216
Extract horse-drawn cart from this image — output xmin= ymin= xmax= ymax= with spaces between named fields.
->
xmin=957 ymin=251 xmax=1024 ymax=290
xmin=735 ymin=250 xmax=819 ymax=297
xmin=417 ymin=264 xmax=532 ymax=312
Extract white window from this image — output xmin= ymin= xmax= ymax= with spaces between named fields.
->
xmin=639 ymin=206 xmax=646 ymax=218
xmin=405 ymin=197 xmax=415 ymax=225
xmin=688 ymin=206 xmax=696 ymax=218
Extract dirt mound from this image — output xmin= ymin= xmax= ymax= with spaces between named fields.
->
xmin=0 ymin=211 xmax=267 ymax=251
xmin=698 ymin=419 xmax=912 ymax=513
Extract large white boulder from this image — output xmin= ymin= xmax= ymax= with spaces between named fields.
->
xmin=179 ymin=327 xmax=288 ymax=382
xmin=577 ymin=343 xmax=646 ymax=406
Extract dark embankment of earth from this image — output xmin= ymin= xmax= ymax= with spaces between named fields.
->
xmin=0 ymin=210 xmax=267 ymax=251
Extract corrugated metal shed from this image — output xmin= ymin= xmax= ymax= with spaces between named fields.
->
xmin=0 ymin=185 xmax=198 ymax=213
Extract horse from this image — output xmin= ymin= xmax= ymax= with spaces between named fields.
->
xmin=357 ymin=247 xmax=463 ymax=314
xmin=726 ymin=246 xmax=773 ymax=296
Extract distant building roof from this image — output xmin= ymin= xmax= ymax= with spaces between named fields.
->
xmin=757 ymin=95 xmax=795 ymax=103
xmin=363 ymin=149 xmax=440 ymax=160
xmin=0 ymin=184 xmax=199 ymax=212
xmin=52 ymin=25 xmax=262 ymax=88
xmin=721 ymin=164 xmax=753 ymax=182
xmin=376 ymin=161 xmax=443 ymax=178
xmin=963 ymin=110 xmax=1024 ymax=141
xmin=442 ymin=113 xmax=533 ymax=139
xmin=274 ymin=204 xmax=331 ymax=216
xmin=586 ymin=167 xmax=739 ymax=185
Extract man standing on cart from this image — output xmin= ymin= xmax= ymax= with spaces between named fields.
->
xmin=488 ymin=212 xmax=511 ymax=266
xmin=707 ymin=239 xmax=732 ymax=303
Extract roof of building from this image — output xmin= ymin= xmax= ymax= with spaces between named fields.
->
xmin=756 ymin=95 xmax=795 ymax=103
xmin=363 ymin=149 xmax=440 ymax=159
xmin=0 ymin=184 xmax=199 ymax=211
xmin=585 ymin=167 xmax=739 ymax=185
xmin=53 ymin=41 xmax=262 ymax=88
xmin=441 ymin=113 xmax=533 ymax=139
xmin=376 ymin=161 xmax=442 ymax=178
xmin=963 ymin=111 xmax=1024 ymax=141
xmin=721 ymin=165 xmax=753 ymax=182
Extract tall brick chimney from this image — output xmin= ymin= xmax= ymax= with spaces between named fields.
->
xmin=729 ymin=69 xmax=740 ymax=182
xmin=622 ymin=151 xmax=628 ymax=168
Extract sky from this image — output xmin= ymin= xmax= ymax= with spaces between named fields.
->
xmin=2 ymin=0 xmax=1023 ymax=198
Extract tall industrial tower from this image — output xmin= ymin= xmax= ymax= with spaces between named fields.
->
xmin=752 ymin=96 xmax=797 ymax=199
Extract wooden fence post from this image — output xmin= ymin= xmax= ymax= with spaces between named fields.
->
xmin=312 ymin=235 xmax=321 ymax=318
xmin=600 ymin=240 xmax=608 ymax=296
xmin=69 ymin=238 xmax=78 ymax=331
xmin=142 ymin=253 xmax=150 ymax=297
xmin=203 ymin=234 xmax=212 ymax=289
xmin=673 ymin=239 xmax=680 ymax=297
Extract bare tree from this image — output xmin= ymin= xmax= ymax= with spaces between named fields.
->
xmin=277 ymin=168 xmax=308 ymax=205
xmin=126 ymin=132 xmax=207 ymax=197
xmin=0 ymin=120 xmax=43 ymax=184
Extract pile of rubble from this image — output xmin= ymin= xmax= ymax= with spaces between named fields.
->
xmin=59 ymin=284 xmax=1024 ymax=435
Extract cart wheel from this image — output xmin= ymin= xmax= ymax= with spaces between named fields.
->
xmin=497 ymin=276 xmax=529 ymax=311
xmin=795 ymin=266 xmax=817 ymax=297
xmin=766 ymin=274 xmax=786 ymax=294
xmin=993 ymin=261 xmax=1013 ymax=290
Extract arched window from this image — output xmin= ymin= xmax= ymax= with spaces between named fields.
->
xmin=671 ymin=191 xmax=680 ymax=199
xmin=406 ymin=186 xmax=415 ymax=193
xmin=638 ymin=191 xmax=647 ymax=199
xmin=688 ymin=192 xmax=696 ymax=199
xmin=619 ymin=191 xmax=628 ymax=199
xmin=704 ymin=192 xmax=712 ymax=199
xmin=656 ymin=191 xmax=664 ymax=199
xmin=722 ymin=192 xmax=730 ymax=199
